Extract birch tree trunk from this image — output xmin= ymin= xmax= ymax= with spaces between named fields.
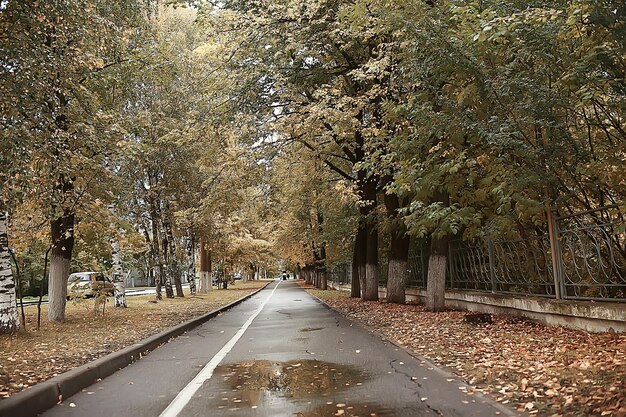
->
xmin=198 ymin=239 xmax=212 ymax=293
xmin=160 ymin=219 xmax=174 ymax=299
xmin=48 ymin=210 xmax=75 ymax=322
xmin=186 ymin=231 xmax=196 ymax=295
xmin=110 ymin=236 xmax=127 ymax=307
xmin=0 ymin=209 xmax=19 ymax=333
xmin=109 ymin=206 xmax=127 ymax=308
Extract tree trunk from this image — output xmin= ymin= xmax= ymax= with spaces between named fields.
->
xmin=8 ymin=249 xmax=26 ymax=330
xmin=355 ymin=223 xmax=367 ymax=299
xmin=109 ymin=205 xmax=127 ymax=308
xmin=385 ymin=193 xmax=409 ymax=304
xmin=387 ymin=237 xmax=409 ymax=304
xmin=351 ymin=222 xmax=365 ymax=298
xmin=163 ymin=211 xmax=183 ymax=297
xmin=426 ymin=191 xmax=450 ymax=311
xmin=148 ymin=268 xmax=154 ymax=286
xmin=139 ymin=222 xmax=157 ymax=290
xmin=318 ymin=242 xmax=327 ymax=290
xmin=160 ymin=219 xmax=174 ymax=299
xmin=186 ymin=231 xmax=196 ymax=295
xmin=110 ymin=233 xmax=127 ymax=307
xmin=364 ymin=220 xmax=379 ymax=301
xmin=313 ymin=211 xmax=328 ymax=290
xmin=48 ymin=210 xmax=75 ymax=322
xmin=350 ymin=250 xmax=360 ymax=297
xmin=38 ymin=247 xmax=51 ymax=330
xmin=0 ymin=208 xmax=19 ymax=333
xmin=426 ymin=235 xmax=449 ymax=311
xmin=362 ymin=171 xmax=379 ymax=301
xmin=320 ymin=269 xmax=327 ymax=290
xmin=149 ymin=200 xmax=163 ymax=301
xmin=198 ymin=240 xmax=211 ymax=293
xmin=303 ymin=266 xmax=312 ymax=285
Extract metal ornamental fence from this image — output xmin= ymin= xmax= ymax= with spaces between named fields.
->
xmin=447 ymin=237 xmax=555 ymax=296
xmin=329 ymin=205 xmax=625 ymax=302
xmin=556 ymin=206 xmax=625 ymax=300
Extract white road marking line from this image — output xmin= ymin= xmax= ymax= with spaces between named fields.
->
xmin=158 ymin=280 xmax=280 ymax=417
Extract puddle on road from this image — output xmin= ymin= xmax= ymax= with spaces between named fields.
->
xmin=207 ymin=359 xmax=394 ymax=416
xmin=294 ymin=402 xmax=395 ymax=417
xmin=217 ymin=359 xmax=364 ymax=399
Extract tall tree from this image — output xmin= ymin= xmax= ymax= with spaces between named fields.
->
xmin=2 ymin=0 xmax=155 ymax=321
xmin=199 ymin=0 xmax=404 ymax=300
xmin=109 ymin=205 xmax=127 ymax=307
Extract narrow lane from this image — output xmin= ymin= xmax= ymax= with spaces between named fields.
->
xmin=42 ymin=281 xmax=515 ymax=417
xmin=42 ymin=282 xmax=275 ymax=417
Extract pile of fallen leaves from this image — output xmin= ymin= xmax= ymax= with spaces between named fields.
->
xmin=306 ymin=287 xmax=625 ymax=417
xmin=0 ymin=282 xmax=266 ymax=398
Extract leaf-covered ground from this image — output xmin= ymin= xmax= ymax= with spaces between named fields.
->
xmin=0 ymin=281 xmax=267 ymax=399
xmin=306 ymin=286 xmax=626 ymax=417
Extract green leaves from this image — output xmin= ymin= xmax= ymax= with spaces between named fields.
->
xmin=5 ymin=0 xmax=624 ymax=292
xmin=381 ymin=0 xmax=626 ymax=241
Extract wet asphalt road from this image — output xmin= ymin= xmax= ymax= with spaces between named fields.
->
xmin=41 ymin=280 xmax=515 ymax=417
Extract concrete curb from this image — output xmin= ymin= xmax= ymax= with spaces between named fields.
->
xmin=0 ymin=281 xmax=273 ymax=417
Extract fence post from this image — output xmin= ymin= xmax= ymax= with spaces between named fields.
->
xmin=546 ymin=208 xmax=563 ymax=299
xmin=487 ymin=239 xmax=497 ymax=293
xmin=448 ymin=242 xmax=455 ymax=289
xmin=420 ymin=247 xmax=426 ymax=288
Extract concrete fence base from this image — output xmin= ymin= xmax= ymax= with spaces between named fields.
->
xmin=328 ymin=282 xmax=626 ymax=333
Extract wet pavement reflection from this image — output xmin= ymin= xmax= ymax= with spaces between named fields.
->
xmin=203 ymin=359 xmax=394 ymax=416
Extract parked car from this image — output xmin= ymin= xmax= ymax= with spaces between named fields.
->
xmin=67 ymin=272 xmax=114 ymax=298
